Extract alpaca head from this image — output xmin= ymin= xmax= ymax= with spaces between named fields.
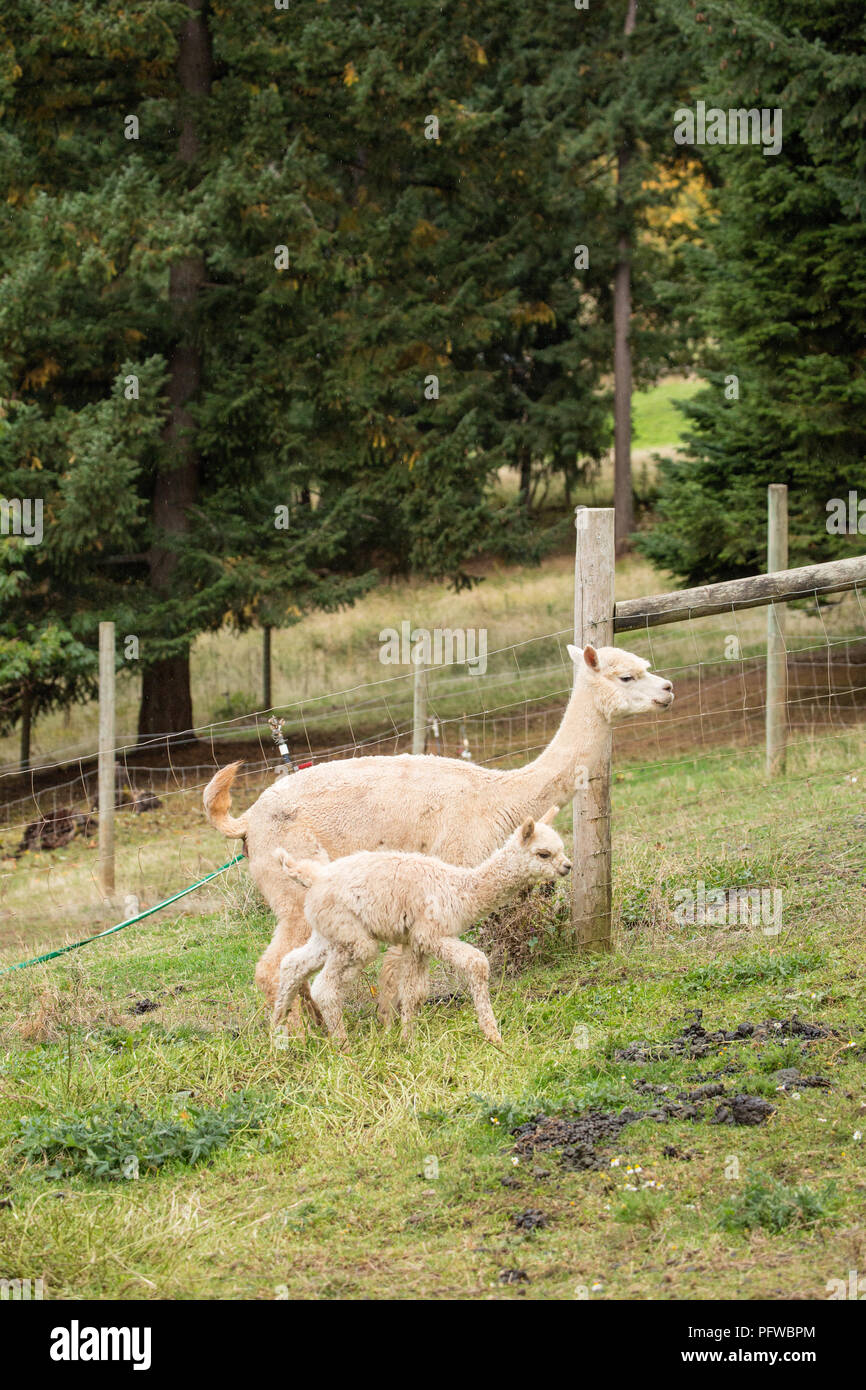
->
xmin=567 ymin=643 xmax=674 ymax=722
xmin=509 ymin=806 xmax=572 ymax=883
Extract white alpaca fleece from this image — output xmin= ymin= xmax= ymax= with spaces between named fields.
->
xmin=271 ymin=808 xmax=571 ymax=1046
xmin=202 ymin=643 xmax=673 ymax=1026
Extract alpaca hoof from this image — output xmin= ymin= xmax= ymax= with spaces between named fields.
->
xmin=272 ymin=1003 xmax=304 ymax=1036
xmin=485 ymin=1030 xmax=503 ymax=1047
xmin=300 ymin=983 xmax=324 ymax=1029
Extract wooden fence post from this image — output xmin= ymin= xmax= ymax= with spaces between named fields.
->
xmin=412 ymin=661 xmax=428 ymax=755
xmin=572 ymin=507 xmax=615 ymax=951
xmin=98 ymin=621 xmax=116 ymax=899
xmin=766 ymin=484 xmax=788 ymax=777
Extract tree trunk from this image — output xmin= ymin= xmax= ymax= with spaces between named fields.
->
xmin=518 ymin=446 xmax=532 ymax=511
xmin=263 ymin=625 xmax=272 ymax=710
xmin=138 ymin=0 xmax=212 ymax=744
xmin=19 ymin=685 xmax=31 ymax=772
xmin=613 ymin=0 xmax=637 ymax=558
xmin=138 ymin=655 xmax=195 ymax=741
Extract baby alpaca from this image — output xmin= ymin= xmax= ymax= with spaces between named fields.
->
xmin=271 ymin=808 xmax=572 ymax=1046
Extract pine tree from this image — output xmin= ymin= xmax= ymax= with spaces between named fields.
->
xmin=0 ymin=0 xmax=694 ymax=753
xmin=640 ymin=0 xmax=866 ymax=583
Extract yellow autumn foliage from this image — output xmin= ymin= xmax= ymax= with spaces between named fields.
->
xmin=22 ymin=360 xmax=61 ymax=391
xmin=510 ymin=301 xmax=556 ymax=328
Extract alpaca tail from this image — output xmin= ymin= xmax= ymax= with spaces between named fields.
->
xmin=203 ymin=761 xmax=249 ymax=839
xmin=273 ymin=846 xmax=326 ymax=889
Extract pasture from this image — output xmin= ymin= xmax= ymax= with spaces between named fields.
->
xmin=0 ymin=726 xmax=863 ymax=1301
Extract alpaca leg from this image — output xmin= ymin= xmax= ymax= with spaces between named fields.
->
xmin=272 ymin=933 xmax=329 ymax=1029
xmin=310 ymin=949 xmax=360 ymax=1046
xmin=398 ymin=949 xmax=431 ymax=1042
xmin=377 ymin=945 xmax=405 ymax=1024
xmin=435 ymin=937 xmax=501 ymax=1045
xmin=253 ymin=874 xmax=311 ymax=1029
xmin=310 ymin=914 xmax=378 ymax=1045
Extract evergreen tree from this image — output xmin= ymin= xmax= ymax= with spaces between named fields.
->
xmin=640 ymin=0 xmax=866 ymax=583
xmin=0 ymin=0 xmax=695 ymax=753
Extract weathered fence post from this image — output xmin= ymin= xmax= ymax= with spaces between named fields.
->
xmin=412 ymin=661 xmax=428 ymax=755
xmin=98 ymin=621 xmax=115 ymax=899
xmin=766 ymin=484 xmax=788 ymax=777
xmin=572 ymin=507 xmax=615 ymax=951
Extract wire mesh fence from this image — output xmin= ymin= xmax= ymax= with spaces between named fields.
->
xmin=1 ymin=551 xmax=864 ymax=953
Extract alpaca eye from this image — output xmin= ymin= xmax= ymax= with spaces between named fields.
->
xmin=537 ymin=850 xmax=551 ymax=859
xmin=619 ymin=675 xmax=633 ymax=682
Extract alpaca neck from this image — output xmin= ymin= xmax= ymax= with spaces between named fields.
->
xmin=497 ymin=670 xmax=610 ymax=815
xmin=461 ymin=847 xmax=534 ymax=923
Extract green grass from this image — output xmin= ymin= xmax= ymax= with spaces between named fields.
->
xmin=0 ymin=728 xmax=863 ymax=1300
xmin=632 ymin=376 xmax=703 ymax=451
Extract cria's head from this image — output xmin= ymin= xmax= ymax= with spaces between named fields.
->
xmin=511 ymin=806 xmax=572 ymax=882
xmin=567 ymin=643 xmax=674 ymax=721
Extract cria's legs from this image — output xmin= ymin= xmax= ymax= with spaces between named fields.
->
xmin=377 ymin=945 xmax=404 ymax=1024
xmin=397 ymin=948 xmax=431 ymax=1042
xmin=272 ymin=933 xmax=329 ymax=1029
xmin=434 ymin=937 xmax=501 ymax=1045
xmin=311 ymin=937 xmax=378 ymax=1046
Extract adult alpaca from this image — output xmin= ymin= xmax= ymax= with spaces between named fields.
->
xmin=203 ymin=644 xmax=673 ymax=1028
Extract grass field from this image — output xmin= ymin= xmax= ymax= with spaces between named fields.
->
xmin=0 ymin=727 xmax=863 ymax=1300
xmin=631 ymin=375 xmax=702 ymax=451
xmin=1 ymin=373 xmax=863 ymax=1302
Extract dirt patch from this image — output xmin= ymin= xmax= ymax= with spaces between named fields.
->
xmin=128 ymin=998 xmax=160 ymax=1016
xmin=512 ymin=1086 xmax=776 ymax=1171
xmin=615 ymin=1010 xmax=838 ymax=1063
xmin=772 ymin=1067 xmax=832 ymax=1091
xmin=511 ymin=1209 xmax=549 ymax=1231
xmin=513 ymin=1109 xmax=647 ymax=1172
xmin=16 ymin=807 xmax=96 ymax=854
xmin=709 ymin=1095 xmax=776 ymax=1126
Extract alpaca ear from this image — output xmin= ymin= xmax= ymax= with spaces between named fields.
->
xmin=541 ymin=805 xmax=559 ymax=824
xmin=566 ymin=643 xmax=580 ymax=665
xmin=519 ymin=818 xmax=535 ymax=844
xmin=583 ymin=644 xmax=599 ymax=670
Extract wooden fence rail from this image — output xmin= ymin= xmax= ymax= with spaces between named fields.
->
xmin=614 ymin=554 xmax=866 ymax=633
